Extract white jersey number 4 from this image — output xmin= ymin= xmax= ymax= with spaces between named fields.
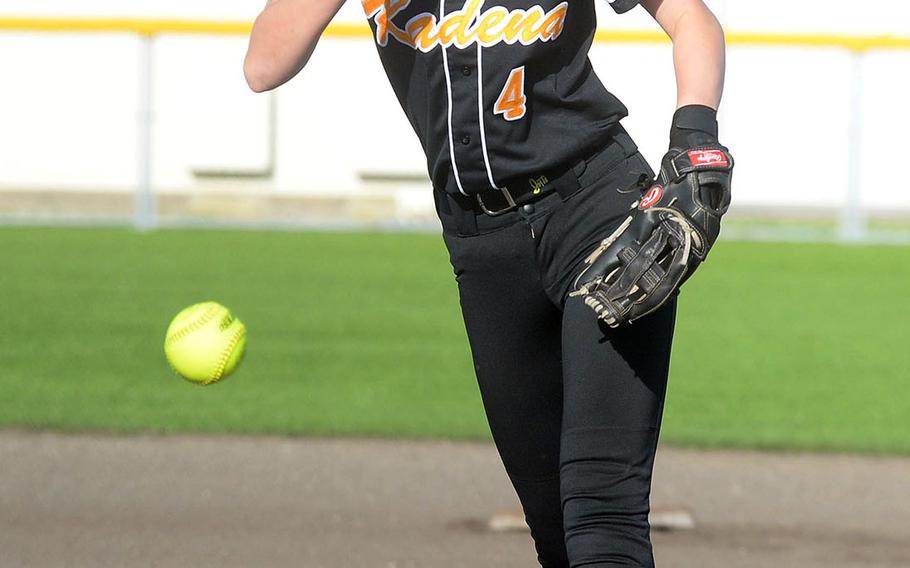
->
xmin=494 ymin=66 xmax=527 ymax=121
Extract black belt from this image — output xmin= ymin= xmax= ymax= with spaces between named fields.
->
xmin=438 ymin=127 xmax=636 ymax=237
xmin=450 ymin=156 xmax=585 ymax=217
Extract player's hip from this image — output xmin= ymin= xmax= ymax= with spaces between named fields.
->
xmin=433 ymin=124 xmax=643 ymax=238
xmin=436 ymin=125 xmax=656 ymax=307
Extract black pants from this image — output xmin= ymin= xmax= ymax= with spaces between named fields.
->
xmin=434 ymin=128 xmax=677 ymax=568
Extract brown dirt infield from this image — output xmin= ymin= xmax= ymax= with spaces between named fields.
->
xmin=1 ymin=432 xmax=908 ymax=567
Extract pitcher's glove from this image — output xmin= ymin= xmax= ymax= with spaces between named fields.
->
xmin=568 ymin=105 xmax=733 ymax=327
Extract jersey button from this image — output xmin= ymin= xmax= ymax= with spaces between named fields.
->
xmin=522 ymin=204 xmax=536 ymax=214
xmin=461 ymin=65 xmax=472 ymax=76
xmin=461 ymin=135 xmax=471 ymax=145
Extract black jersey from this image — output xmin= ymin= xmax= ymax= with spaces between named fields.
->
xmin=362 ymin=0 xmax=641 ymax=196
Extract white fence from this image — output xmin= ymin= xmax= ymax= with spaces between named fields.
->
xmin=2 ymin=3 xmax=910 ymax=240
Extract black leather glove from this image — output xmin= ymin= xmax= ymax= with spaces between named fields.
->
xmin=568 ymin=105 xmax=734 ymax=327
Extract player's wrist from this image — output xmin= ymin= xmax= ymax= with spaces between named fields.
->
xmin=669 ymin=104 xmax=719 ymax=149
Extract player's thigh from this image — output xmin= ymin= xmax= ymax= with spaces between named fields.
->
xmin=537 ymin=150 xmax=655 ymax=306
xmin=444 ymin=225 xmax=564 ymax=480
xmin=560 ymin=295 xmax=676 ymax=441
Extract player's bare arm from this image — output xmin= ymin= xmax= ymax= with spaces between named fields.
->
xmin=570 ymin=0 xmax=733 ymax=327
xmin=243 ymin=0 xmax=346 ymax=93
xmin=641 ymin=0 xmax=725 ymax=109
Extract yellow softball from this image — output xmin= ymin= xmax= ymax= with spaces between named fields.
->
xmin=164 ymin=302 xmax=247 ymax=385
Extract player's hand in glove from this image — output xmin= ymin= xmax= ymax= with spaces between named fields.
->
xmin=569 ymin=105 xmax=733 ymax=327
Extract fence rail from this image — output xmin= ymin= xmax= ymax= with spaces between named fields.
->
xmin=2 ymin=17 xmax=910 ymax=51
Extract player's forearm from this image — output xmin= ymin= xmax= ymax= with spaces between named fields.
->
xmin=643 ymin=0 xmax=726 ymax=110
xmin=243 ymin=0 xmax=345 ymax=93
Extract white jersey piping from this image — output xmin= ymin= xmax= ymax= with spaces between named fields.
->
xmin=440 ymin=0 xmax=468 ymax=196
xmin=476 ymin=43 xmax=499 ymax=191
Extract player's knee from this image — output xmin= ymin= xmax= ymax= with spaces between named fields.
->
xmin=559 ymin=426 xmax=658 ymax=565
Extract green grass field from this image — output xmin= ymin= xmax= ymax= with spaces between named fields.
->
xmin=1 ymin=227 xmax=908 ymax=454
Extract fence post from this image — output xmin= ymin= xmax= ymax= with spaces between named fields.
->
xmin=842 ymin=49 xmax=866 ymax=242
xmin=134 ymin=33 xmax=156 ymax=230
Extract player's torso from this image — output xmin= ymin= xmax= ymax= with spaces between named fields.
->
xmin=362 ymin=0 xmax=626 ymax=195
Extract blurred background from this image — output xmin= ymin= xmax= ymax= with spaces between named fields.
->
xmin=1 ymin=2 xmax=908 ymax=567
xmin=2 ymin=0 xmax=910 ymax=239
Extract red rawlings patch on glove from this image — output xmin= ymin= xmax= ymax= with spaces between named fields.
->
xmin=639 ymin=185 xmax=664 ymax=210
xmin=688 ymin=149 xmax=729 ymax=168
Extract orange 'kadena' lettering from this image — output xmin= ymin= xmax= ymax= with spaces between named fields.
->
xmin=362 ymin=0 xmax=569 ymax=51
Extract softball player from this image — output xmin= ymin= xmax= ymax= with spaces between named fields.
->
xmin=245 ymin=1 xmax=732 ymax=566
